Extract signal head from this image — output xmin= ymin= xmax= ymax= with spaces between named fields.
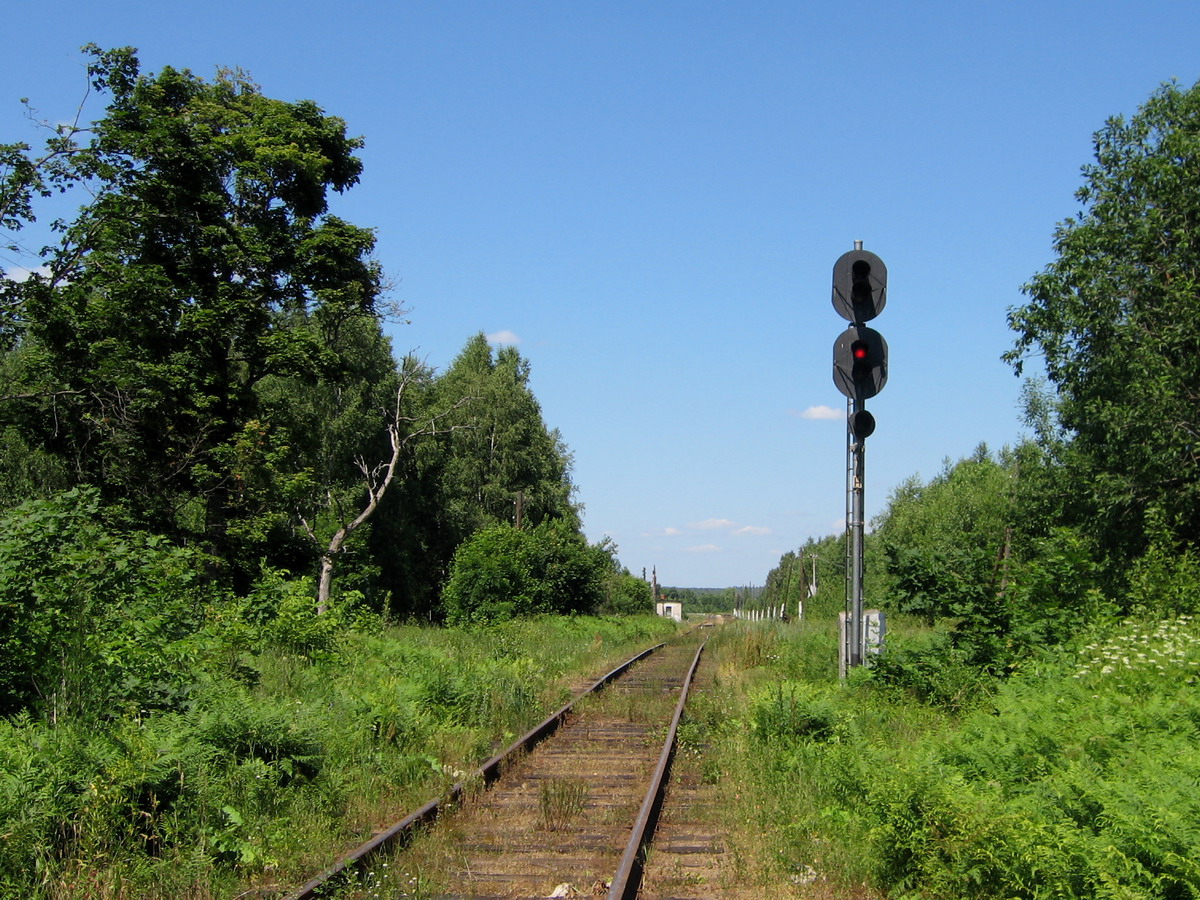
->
xmin=833 ymin=325 xmax=888 ymax=400
xmin=832 ymin=249 xmax=887 ymax=322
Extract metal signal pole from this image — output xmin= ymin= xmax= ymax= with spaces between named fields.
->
xmin=845 ymin=394 xmax=865 ymax=668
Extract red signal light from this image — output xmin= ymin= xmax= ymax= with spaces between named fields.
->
xmin=833 ymin=325 xmax=887 ymax=401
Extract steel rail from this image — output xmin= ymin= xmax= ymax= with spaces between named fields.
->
xmin=282 ymin=640 xmax=666 ymax=900
xmin=606 ymin=638 xmax=707 ymax=900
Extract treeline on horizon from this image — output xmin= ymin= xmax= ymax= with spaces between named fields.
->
xmin=658 ymin=586 xmax=759 ymax=614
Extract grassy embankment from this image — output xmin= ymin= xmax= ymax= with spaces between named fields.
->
xmin=684 ymin=614 xmax=1200 ymax=898
xmin=0 ymin=614 xmax=677 ymax=899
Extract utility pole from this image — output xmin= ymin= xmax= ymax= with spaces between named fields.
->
xmin=782 ymin=556 xmax=794 ymax=621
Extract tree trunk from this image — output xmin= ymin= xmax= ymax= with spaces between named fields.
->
xmin=316 ymin=552 xmax=337 ymax=615
xmin=307 ymin=372 xmax=471 ymax=614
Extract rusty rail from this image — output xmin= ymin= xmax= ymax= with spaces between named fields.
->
xmin=607 ymin=638 xmax=706 ymax=900
xmin=282 ymin=640 xmax=666 ymax=900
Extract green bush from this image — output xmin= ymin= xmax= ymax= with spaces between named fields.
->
xmin=243 ymin=568 xmax=346 ymax=656
xmin=601 ymin=571 xmax=653 ymax=615
xmin=441 ymin=520 xmax=611 ymax=623
xmin=0 ymin=487 xmax=224 ymax=720
xmin=870 ymin=630 xmax=995 ymax=712
xmin=1003 ymin=526 xmax=1111 ymax=654
xmin=1124 ymin=527 xmax=1200 ymax=619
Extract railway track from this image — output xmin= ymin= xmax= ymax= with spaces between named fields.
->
xmin=282 ymin=629 xmax=720 ymax=900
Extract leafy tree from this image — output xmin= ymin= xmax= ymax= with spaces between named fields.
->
xmin=441 ymin=520 xmax=609 ymax=623
xmin=293 ymin=359 xmax=468 ymax=613
xmin=397 ymin=334 xmax=579 ymax=609
xmin=870 ymin=442 xmax=1109 ymax=666
xmin=759 ymin=533 xmax=850 ymax=620
xmin=429 ymin=334 xmax=577 ymax=538
xmin=0 ymin=48 xmax=611 ymax=624
xmin=760 ymin=551 xmax=806 ymax=616
xmin=1006 ymin=78 xmax=1200 ymax=566
xmin=876 ymin=448 xmax=1015 ymax=626
xmin=600 ymin=570 xmax=653 ymax=615
xmin=872 ymin=447 xmax=1029 ymax=665
xmin=0 ymin=46 xmax=384 ymax=578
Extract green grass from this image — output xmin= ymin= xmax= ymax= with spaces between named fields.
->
xmin=0 ymin=614 xmax=677 ymax=899
xmin=693 ymin=614 xmax=1200 ymax=899
xmin=20 ymin=606 xmax=1199 ymax=899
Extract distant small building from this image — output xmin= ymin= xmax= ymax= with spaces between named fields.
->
xmin=656 ymin=601 xmax=683 ymax=622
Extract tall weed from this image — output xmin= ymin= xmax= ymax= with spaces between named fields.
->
xmin=870 ymin=627 xmax=995 ymax=712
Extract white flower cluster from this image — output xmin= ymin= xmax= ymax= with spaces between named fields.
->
xmin=356 ymin=861 xmax=426 ymax=898
xmin=1074 ymin=615 xmax=1200 ymax=679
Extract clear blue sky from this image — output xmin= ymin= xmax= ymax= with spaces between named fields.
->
xmin=4 ymin=1 xmax=1199 ymax=587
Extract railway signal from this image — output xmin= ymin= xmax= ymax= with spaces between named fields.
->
xmin=849 ymin=409 xmax=876 ymax=439
xmin=830 ymin=242 xmax=889 ymax=674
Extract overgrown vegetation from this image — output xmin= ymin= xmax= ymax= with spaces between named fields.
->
xmin=5 ymin=43 xmax=1200 ymax=900
xmin=695 ymin=616 xmax=1200 ymax=899
xmin=442 ymin=520 xmax=619 ymax=623
xmin=0 ymin=46 xmax=626 ymax=624
xmin=0 ymin=612 xmax=675 ymax=897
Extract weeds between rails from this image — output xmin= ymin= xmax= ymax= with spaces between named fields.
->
xmin=285 ymin=631 xmax=710 ymax=899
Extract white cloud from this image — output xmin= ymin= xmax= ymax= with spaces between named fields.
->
xmin=793 ymin=405 xmax=843 ymax=421
xmin=688 ymin=518 xmax=735 ymax=531
xmin=641 ymin=527 xmax=682 ymax=537
xmin=486 ymin=329 xmax=521 ymax=345
xmin=686 ymin=543 xmax=721 ymax=554
xmin=733 ymin=525 xmax=771 ymax=536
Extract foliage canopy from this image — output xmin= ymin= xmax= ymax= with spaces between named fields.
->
xmin=1007 ymin=78 xmax=1200 ymax=561
xmin=441 ymin=520 xmax=613 ymax=623
xmin=0 ymin=46 xmax=385 ymax=579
